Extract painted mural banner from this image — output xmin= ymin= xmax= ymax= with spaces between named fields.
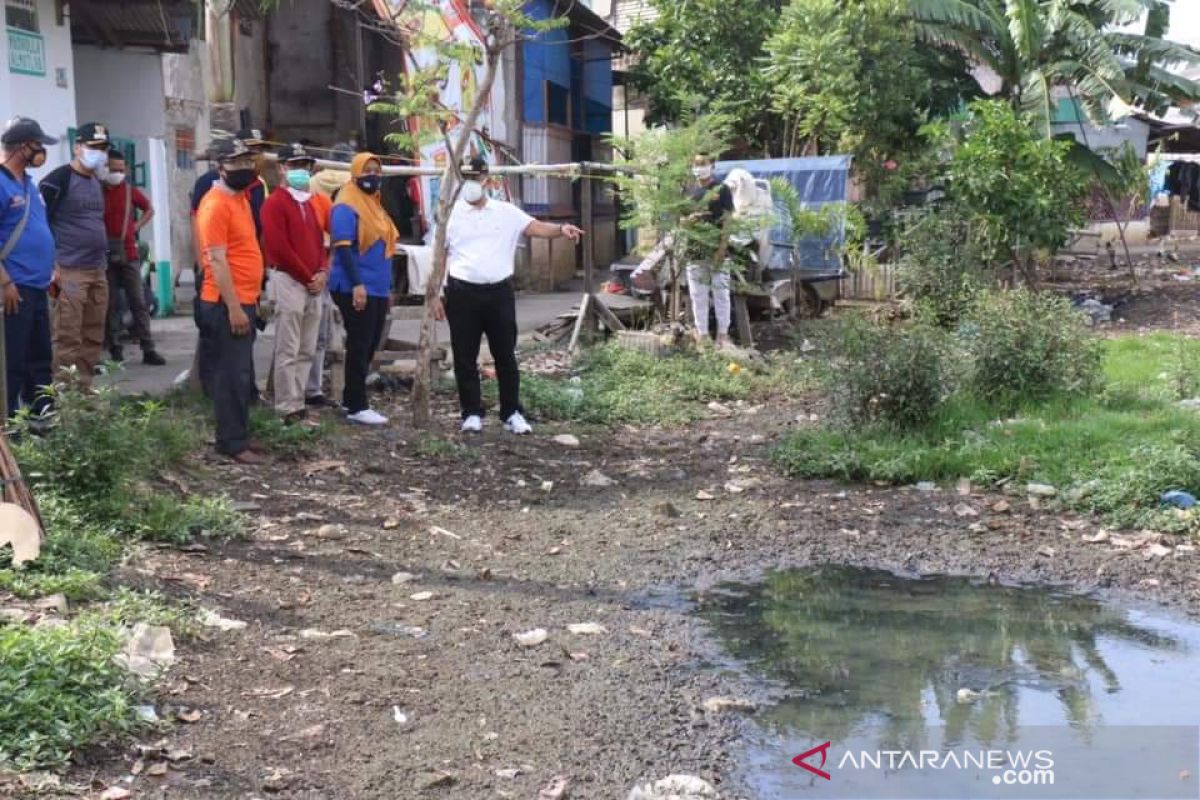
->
xmin=7 ymin=28 xmax=46 ymax=77
xmin=370 ymin=0 xmax=512 ymax=236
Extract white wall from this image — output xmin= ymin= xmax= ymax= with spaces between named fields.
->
xmin=163 ymin=44 xmax=212 ymax=285
xmin=0 ymin=0 xmax=77 ymax=174
xmin=71 ymin=45 xmax=173 ymax=287
xmin=73 ymin=45 xmax=166 ymax=138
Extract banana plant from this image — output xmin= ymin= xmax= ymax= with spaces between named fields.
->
xmin=908 ymin=0 xmax=1200 ymax=138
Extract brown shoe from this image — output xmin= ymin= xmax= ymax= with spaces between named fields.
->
xmin=230 ymin=449 xmax=267 ymax=465
xmin=283 ymin=410 xmax=307 ymax=426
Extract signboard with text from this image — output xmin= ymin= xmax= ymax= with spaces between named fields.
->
xmin=7 ymin=28 xmax=46 ymax=76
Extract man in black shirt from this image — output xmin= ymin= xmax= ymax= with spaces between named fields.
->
xmin=682 ymin=153 xmax=734 ymax=348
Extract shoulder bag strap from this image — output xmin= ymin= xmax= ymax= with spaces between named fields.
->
xmin=0 ymin=185 xmax=35 ymax=266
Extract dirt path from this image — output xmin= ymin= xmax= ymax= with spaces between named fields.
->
xmin=34 ymin=375 xmax=1192 ymax=800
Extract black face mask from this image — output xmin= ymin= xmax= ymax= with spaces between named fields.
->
xmin=25 ymin=144 xmax=46 ymax=168
xmin=223 ymin=168 xmax=257 ymax=192
xmin=356 ymin=175 xmax=382 ymax=194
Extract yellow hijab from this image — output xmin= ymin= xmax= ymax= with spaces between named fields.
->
xmin=334 ymin=153 xmax=399 ymax=258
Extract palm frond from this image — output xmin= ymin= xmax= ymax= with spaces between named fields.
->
xmin=1006 ymin=0 xmax=1046 ymax=64
xmin=907 ymin=0 xmax=1004 ymax=35
xmin=1107 ymin=32 xmax=1200 ymax=65
xmin=1017 ymin=68 xmax=1054 ymax=138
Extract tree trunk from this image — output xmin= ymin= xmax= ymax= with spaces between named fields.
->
xmin=1104 ymin=192 xmax=1138 ymax=286
xmin=411 ymin=36 xmax=504 ymax=429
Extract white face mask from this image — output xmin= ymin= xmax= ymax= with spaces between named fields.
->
xmin=80 ymin=148 xmax=107 ymax=172
xmin=105 ymin=171 xmax=126 ymax=186
xmin=692 ymin=165 xmax=714 ymax=181
xmin=461 ymin=179 xmax=485 ymax=204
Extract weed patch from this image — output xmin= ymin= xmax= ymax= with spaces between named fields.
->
xmin=520 ymin=344 xmax=808 ymax=425
xmin=777 ymin=334 xmax=1200 ymax=532
xmin=0 ymin=621 xmax=142 ymax=770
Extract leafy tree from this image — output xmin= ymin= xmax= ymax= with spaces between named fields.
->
xmin=608 ymin=116 xmax=736 ymax=317
xmin=762 ymin=0 xmax=976 ymax=200
xmin=624 ymin=0 xmax=781 ymax=154
xmin=947 ymin=101 xmax=1090 ymax=284
xmin=909 ymin=0 xmax=1200 ymax=138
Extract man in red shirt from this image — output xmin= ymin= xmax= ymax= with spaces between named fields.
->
xmin=262 ymin=144 xmax=328 ymax=424
xmin=102 ymin=149 xmax=165 ymax=365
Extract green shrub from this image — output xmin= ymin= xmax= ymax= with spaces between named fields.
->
xmin=0 ymin=621 xmax=141 ymax=770
xmin=961 ymin=289 xmax=1102 ymax=405
xmin=896 ymin=212 xmax=991 ymax=327
xmin=13 ymin=385 xmax=200 ymax=506
xmin=825 ymin=316 xmax=953 ymax=429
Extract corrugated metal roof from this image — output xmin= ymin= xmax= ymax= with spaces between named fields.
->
xmin=70 ymin=0 xmax=196 ymax=51
xmin=70 ymin=0 xmax=262 ymax=52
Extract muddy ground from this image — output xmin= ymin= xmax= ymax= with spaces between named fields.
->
xmin=14 ymin=275 xmax=1200 ymax=800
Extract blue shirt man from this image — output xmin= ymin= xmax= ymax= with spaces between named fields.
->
xmin=0 ymin=117 xmax=59 ymax=417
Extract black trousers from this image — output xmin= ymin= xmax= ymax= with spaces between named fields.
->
xmin=4 ymin=285 xmax=52 ymax=417
xmin=198 ymin=301 xmax=257 ymax=455
xmin=332 ymin=292 xmax=389 ymax=414
xmin=105 ymin=256 xmax=155 ymax=351
xmin=444 ymin=276 xmax=520 ymax=420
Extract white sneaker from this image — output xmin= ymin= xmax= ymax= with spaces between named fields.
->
xmin=347 ymin=408 xmax=388 ymax=426
xmin=461 ymin=414 xmax=483 ymax=433
xmin=504 ymin=411 xmax=532 ymax=435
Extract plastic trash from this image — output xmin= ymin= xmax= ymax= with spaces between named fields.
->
xmin=1160 ymin=490 xmax=1197 ymax=509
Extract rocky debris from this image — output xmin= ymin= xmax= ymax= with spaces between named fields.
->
xmin=1026 ymin=483 xmax=1058 ymax=498
xmin=566 ymin=623 xmax=607 ymax=636
xmin=539 ymin=776 xmax=571 ymax=799
xmin=627 ymin=774 xmax=719 ymax=800
xmin=199 ymin=609 xmax=248 ymax=632
xmin=701 ymin=696 xmax=757 ymax=714
xmin=418 ymin=770 xmax=457 ymax=790
xmin=582 ymin=470 xmax=616 ymax=487
xmin=1075 ymin=297 xmax=1114 ymax=325
xmin=117 ymin=624 xmax=176 ymax=679
xmin=554 ymin=434 xmax=581 ymax=448
xmin=513 ymin=628 xmax=549 ymax=647
xmin=956 ymin=688 xmax=985 ymax=703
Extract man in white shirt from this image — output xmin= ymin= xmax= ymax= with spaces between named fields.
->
xmin=436 ymin=158 xmax=584 ymax=435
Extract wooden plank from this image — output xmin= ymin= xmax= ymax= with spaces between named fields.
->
xmin=568 ymin=293 xmax=592 ymax=352
xmin=590 ymin=293 xmax=626 ymax=332
xmin=733 ymin=294 xmax=753 ymax=348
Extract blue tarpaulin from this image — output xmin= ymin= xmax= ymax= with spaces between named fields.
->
xmin=717 ymin=155 xmax=852 ymax=274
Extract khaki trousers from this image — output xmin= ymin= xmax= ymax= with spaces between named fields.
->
xmin=52 ymin=266 xmax=109 ymax=387
xmin=270 ymin=270 xmax=322 ymax=415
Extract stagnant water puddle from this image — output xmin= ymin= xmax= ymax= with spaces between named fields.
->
xmin=701 ymin=566 xmax=1200 ymax=799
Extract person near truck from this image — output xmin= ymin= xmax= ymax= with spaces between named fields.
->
xmin=682 ymin=152 xmax=734 ymax=349
xmin=262 ymin=143 xmax=328 ymax=425
xmin=39 ymin=122 xmax=112 ymax=386
xmin=0 ymin=117 xmax=57 ymax=417
xmin=101 ymin=149 xmax=165 ymax=366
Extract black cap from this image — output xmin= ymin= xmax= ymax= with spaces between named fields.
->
xmin=211 ymin=137 xmax=254 ymax=163
xmin=77 ymin=122 xmax=109 ymax=146
xmin=2 ymin=117 xmax=57 ymax=146
xmin=462 ymin=157 xmax=489 ymax=178
xmin=278 ymin=142 xmax=316 ymax=165
xmin=236 ymin=128 xmax=266 ymax=146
